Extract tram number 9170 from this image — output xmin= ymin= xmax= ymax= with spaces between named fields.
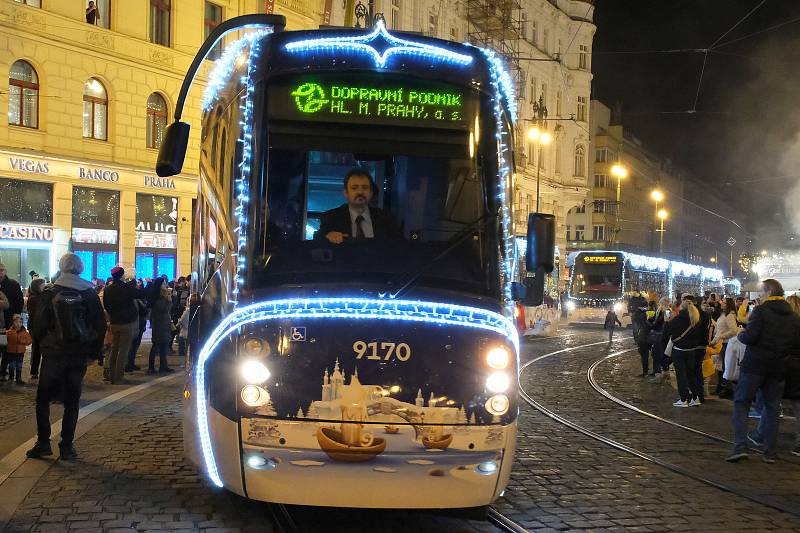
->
xmin=353 ymin=341 xmax=412 ymax=362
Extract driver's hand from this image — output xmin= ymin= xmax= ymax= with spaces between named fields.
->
xmin=325 ymin=231 xmax=348 ymax=244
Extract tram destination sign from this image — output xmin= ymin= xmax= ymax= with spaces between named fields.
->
xmin=270 ymin=74 xmax=473 ymax=129
xmin=583 ymin=255 xmax=620 ymax=264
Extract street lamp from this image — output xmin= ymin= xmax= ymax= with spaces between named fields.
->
xmin=657 ymin=208 xmax=669 ymax=253
xmin=527 ymin=95 xmax=550 ymax=212
xmin=649 ymin=189 xmax=664 ymax=252
xmin=610 ymin=163 xmax=627 ymax=244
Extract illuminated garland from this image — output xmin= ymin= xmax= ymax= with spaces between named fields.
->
xmin=479 ymin=47 xmax=517 ymax=314
xmin=284 ymin=19 xmax=473 ymax=69
xmin=195 ymin=297 xmax=520 ymax=487
xmin=202 ymin=29 xmax=273 ymax=111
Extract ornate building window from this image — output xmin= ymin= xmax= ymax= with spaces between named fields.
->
xmin=576 ymin=96 xmax=587 ymax=122
xmin=149 ymin=0 xmax=171 ymax=46
xmin=8 ymin=60 xmax=38 ymax=129
xmin=146 ymin=93 xmax=167 ymax=149
xmin=83 ymin=78 xmax=108 ymax=140
xmin=574 ymin=145 xmax=585 ymax=177
xmin=13 ymin=0 xmax=41 ymax=6
xmin=204 ymin=2 xmax=223 ymax=60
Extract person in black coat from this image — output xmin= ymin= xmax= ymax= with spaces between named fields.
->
xmin=27 ymin=253 xmax=107 ymax=461
xmin=727 ymin=279 xmax=800 ymax=463
xmin=316 ymin=168 xmax=398 ymax=244
xmin=0 ymin=263 xmax=24 ymax=380
xmin=663 ymin=300 xmax=702 ymax=406
xmin=784 ymin=294 xmax=800 ymax=457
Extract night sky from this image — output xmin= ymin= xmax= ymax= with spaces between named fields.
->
xmin=592 ymin=1 xmax=800 ymax=245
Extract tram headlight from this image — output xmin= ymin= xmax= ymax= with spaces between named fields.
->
xmin=566 ymin=300 xmax=576 ymax=311
xmin=241 ymin=360 xmax=271 ymax=384
xmin=475 ymin=461 xmax=498 ymax=475
xmin=485 ymin=394 xmax=510 ymax=415
xmin=485 ymin=371 xmax=511 ymax=393
xmin=613 ymin=302 xmax=623 ymax=313
xmin=240 ymin=385 xmax=270 ymax=407
xmin=485 ymin=346 xmax=510 ymax=370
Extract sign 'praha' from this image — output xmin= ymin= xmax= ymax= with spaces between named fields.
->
xmin=274 ymin=75 xmax=472 ymax=129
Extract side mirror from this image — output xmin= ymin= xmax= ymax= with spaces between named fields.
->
xmin=522 ymin=275 xmax=544 ymax=307
xmin=524 ymin=213 xmax=556 ymax=307
xmin=510 ymin=281 xmax=526 ymax=301
xmin=156 ymin=121 xmax=191 ymax=177
xmin=525 ymin=213 xmax=556 ymax=273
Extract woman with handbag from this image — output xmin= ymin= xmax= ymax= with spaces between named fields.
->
xmin=710 ymin=297 xmax=739 ymax=397
xmin=647 ymin=297 xmax=671 ymax=380
xmin=664 ymin=298 xmax=702 ymax=407
xmin=0 ymin=290 xmax=9 ymax=381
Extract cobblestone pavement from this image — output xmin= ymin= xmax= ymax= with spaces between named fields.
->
xmin=495 ymin=330 xmax=800 ymax=531
xmin=5 ymin=328 xmax=800 ymax=532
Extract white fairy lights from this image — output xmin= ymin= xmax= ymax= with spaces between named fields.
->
xmin=284 ymin=19 xmax=473 ymax=68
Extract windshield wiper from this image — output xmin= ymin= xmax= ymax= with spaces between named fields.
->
xmin=385 ymin=212 xmax=498 ymax=299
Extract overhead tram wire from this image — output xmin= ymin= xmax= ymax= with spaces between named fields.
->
xmin=693 ymin=0 xmax=767 ymax=113
xmin=712 ymin=14 xmax=800 ymax=49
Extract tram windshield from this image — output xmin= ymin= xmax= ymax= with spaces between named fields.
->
xmin=571 ymin=255 xmax=624 ymax=299
xmin=253 ymin=143 xmax=495 ymax=298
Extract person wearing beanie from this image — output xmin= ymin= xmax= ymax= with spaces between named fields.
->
xmin=27 ymin=252 xmax=106 ymax=460
xmin=102 ymin=265 xmax=145 ymax=384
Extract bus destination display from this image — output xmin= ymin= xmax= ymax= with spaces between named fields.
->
xmin=271 ymin=76 xmax=472 ymax=129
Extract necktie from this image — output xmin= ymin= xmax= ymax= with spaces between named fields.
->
xmin=355 ymin=215 xmax=366 ymax=239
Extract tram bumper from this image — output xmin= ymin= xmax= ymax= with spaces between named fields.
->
xmin=239 ymin=417 xmax=517 ymax=508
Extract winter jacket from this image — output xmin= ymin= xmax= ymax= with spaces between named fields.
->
xmin=178 ymin=307 xmax=189 ymax=339
xmin=6 ymin=326 xmax=32 ymax=354
xmin=103 ymin=279 xmax=143 ymax=325
xmin=0 ymin=276 xmax=23 ymax=328
xmin=149 ymin=295 xmax=174 ymax=344
xmin=604 ymin=311 xmax=622 ymax=329
xmin=737 ymin=302 xmax=750 ymax=325
xmin=711 ymin=311 xmax=738 ymax=346
xmin=32 ymin=273 xmax=107 ymax=360
xmin=649 ymin=309 xmax=667 ymax=332
xmin=663 ymin=309 xmax=696 ymax=351
xmin=0 ymin=291 xmax=8 ymax=313
xmin=690 ymin=305 xmax=713 ymax=348
xmin=737 ymin=297 xmax=800 ymax=377
xmin=25 ymin=278 xmax=46 ymax=329
xmin=171 ymin=286 xmax=189 ymax=321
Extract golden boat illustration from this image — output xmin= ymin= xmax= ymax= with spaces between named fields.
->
xmin=384 ymin=425 xmax=400 ymax=434
xmin=422 ymin=433 xmax=453 ymax=450
xmin=316 ymin=427 xmax=387 ymax=462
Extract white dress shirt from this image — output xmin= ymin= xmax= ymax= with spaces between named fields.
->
xmin=348 ymin=206 xmax=374 ymax=238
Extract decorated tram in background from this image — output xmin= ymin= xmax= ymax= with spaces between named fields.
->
xmin=153 ymin=14 xmax=556 ymax=515
xmin=565 ymin=250 xmax=741 ymax=310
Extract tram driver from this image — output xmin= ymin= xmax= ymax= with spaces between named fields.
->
xmin=317 ymin=168 xmax=399 ymax=244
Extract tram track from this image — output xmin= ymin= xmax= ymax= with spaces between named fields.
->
xmin=487 ymin=507 xmax=529 ymax=532
xmin=519 ymin=339 xmax=800 ymax=518
xmin=268 ymin=503 xmax=302 ymax=533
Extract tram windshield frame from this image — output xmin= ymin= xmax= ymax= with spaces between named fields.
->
xmin=249 ymin=74 xmax=505 ymax=298
xmin=570 ymin=253 xmax=625 ymax=300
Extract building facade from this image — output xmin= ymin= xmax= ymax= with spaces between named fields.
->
xmin=566 ymin=99 xmax=747 ymax=277
xmin=0 ymin=0 xmax=322 ymax=289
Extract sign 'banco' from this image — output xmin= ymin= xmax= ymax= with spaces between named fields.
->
xmin=78 ymin=166 xmax=120 ymax=182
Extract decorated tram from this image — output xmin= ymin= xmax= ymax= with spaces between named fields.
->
xmin=155 ymin=14 xmax=543 ymax=513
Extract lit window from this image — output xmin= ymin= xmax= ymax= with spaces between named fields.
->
xmin=391 ymin=0 xmax=401 ymax=29
xmin=83 ymin=78 xmax=108 ymax=140
xmin=8 ymin=60 xmax=38 ymax=129
xmin=146 ymin=93 xmax=167 ymax=149
xmin=574 ymin=145 xmax=585 ymax=177
xmin=204 ymin=2 xmax=223 ymax=60
xmin=593 ymin=225 xmax=607 ymax=241
xmin=86 ymin=1 xmax=111 ymax=29
xmin=594 ymin=200 xmax=605 ymax=213
xmin=150 ymin=0 xmax=170 ymax=46
xmin=577 ymin=96 xmax=587 ymax=122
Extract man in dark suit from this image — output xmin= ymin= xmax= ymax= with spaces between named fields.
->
xmin=317 ymin=168 xmax=398 ymax=244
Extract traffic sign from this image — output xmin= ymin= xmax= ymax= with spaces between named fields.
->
xmin=727 ymin=237 xmax=736 ymax=247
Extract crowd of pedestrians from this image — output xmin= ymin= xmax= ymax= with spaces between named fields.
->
xmin=0 ymin=255 xmax=191 ymax=461
xmin=622 ymin=279 xmax=800 ymax=461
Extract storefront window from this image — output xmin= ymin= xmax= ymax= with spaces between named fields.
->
xmin=72 ymin=187 xmax=120 ymax=281
xmin=136 ymin=193 xmax=178 ymax=279
xmin=0 ymin=178 xmax=52 ymax=225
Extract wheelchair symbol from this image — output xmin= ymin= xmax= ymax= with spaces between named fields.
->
xmin=290 ymin=327 xmax=306 ymax=342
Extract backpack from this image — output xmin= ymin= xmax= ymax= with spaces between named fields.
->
xmin=51 ymin=287 xmax=96 ymax=345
